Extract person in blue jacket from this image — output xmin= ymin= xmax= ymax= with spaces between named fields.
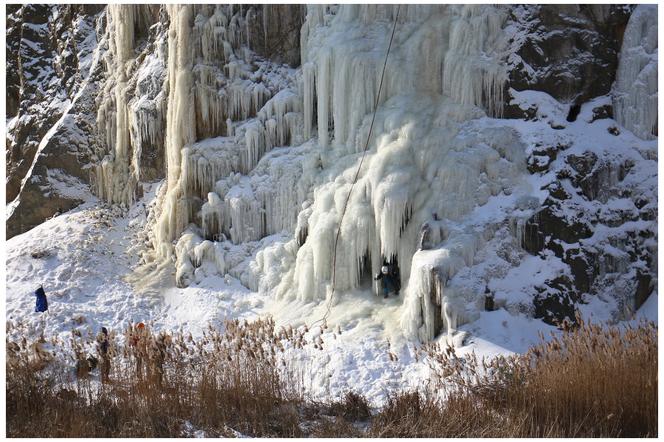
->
xmin=374 ymin=265 xmax=400 ymax=299
xmin=34 ymin=285 xmax=48 ymax=312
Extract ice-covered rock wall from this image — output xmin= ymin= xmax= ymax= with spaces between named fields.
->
xmin=93 ymin=5 xmax=168 ymax=206
xmin=613 ymin=4 xmax=658 ymax=140
xmin=62 ymin=4 xmax=656 ymax=341
xmin=138 ymin=5 xmax=532 ymax=338
xmin=96 ymin=5 xmax=156 ymax=206
xmin=137 ymin=5 xmax=307 ymax=282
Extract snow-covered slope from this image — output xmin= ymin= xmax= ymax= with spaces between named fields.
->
xmin=2 ymin=187 xmax=552 ymax=404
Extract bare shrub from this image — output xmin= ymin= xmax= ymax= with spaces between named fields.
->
xmin=326 ymin=390 xmax=372 ymax=421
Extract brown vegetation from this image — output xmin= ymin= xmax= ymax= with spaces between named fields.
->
xmin=6 ymin=317 xmax=657 ymax=437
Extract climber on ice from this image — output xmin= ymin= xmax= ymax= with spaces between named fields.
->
xmin=484 ymin=285 xmax=495 ymax=311
xmin=375 ymin=265 xmax=399 ymax=299
xmin=34 ymin=285 xmax=48 ymax=313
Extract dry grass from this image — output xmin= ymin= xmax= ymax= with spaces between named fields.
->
xmin=518 ymin=318 xmax=657 ymax=437
xmin=6 ymin=317 xmax=657 ymax=437
xmin=7 ymin=318 xmax=304 ymax=437
xmin=403 ymin=317 xmax=658 ymax=437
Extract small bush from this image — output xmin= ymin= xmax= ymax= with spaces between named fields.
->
xmin=326 ymin=390 xmax=371 ymax=421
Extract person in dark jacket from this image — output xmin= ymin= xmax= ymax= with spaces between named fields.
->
xmin=375 ymin=265 xmax=400 ymax=299
xmin=484 ymin=285 xmax=495 ymax=311
xmin=97 ymin=327 xmax=111 ymax=383
xmin=34 ymin=286 xmax=48 ymax=312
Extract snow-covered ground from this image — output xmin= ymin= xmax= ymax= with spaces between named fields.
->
xmin=6 ymin=103 xmax=657 ymax=403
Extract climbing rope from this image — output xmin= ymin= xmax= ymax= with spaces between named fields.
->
xmin=311 ymin=5 xmax=401 ymax=328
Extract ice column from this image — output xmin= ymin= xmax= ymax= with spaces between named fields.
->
xmin=153 ymin=5 xmax=196 ymax=259
xmin=613 ymin=5 xmax=658 ymax=140
xmin=95 ymin=5 xmax=140 ymax=206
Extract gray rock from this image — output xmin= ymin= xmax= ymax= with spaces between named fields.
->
xmin=6 ymin=5 xmax=104 ymax=238
xmin=504 ymin=5 xmax=632 ymax=115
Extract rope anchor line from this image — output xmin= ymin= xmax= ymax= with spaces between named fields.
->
xmin=311 ymin=6 xmax=401 ymax=328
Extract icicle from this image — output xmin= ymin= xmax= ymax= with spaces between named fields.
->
xmin=193 ymin=240 xmax=226 ymax=274
xmin=316 ymin=49 xmax=331 ymax=148
xmin=226 ymin=118 xmax=234 ymax=137
xmin=442 ymin=5 xmax=508 ymax=116
xmin=201 ymin=191 xmax=226 ymax=241
xmin=302 ymin=62 xmax=316 ymax=139
xmin=209 ymin=143 xmax=311 ymax=244
xmin=95 ymin=5 xmax=142 ymax=207
xmin=240 ymin=88 xmax=303 ymax=172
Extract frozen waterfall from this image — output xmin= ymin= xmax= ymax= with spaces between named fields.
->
xmin=131 ymin=4 xmax=517 ymax=340
xmin=613 ymin=4 xmax=658 ymax=140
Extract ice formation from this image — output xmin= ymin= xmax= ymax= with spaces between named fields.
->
xmin=93 ymin=5 xmax=656 ymax=342
xmin=137 ymin=5 xmax=306 ymax=264
xmin=283 ymin=5 xmax=516 ymax=340
xmin=95 ymin=6 xmax=165 ymax=206
xmin=95 ymin=5 xmax=142 ymax=206
xmin=139 ymin=4 xmax=517 ymax=340
xmin=613 ymin=4 xmax=658 ymax=140
xmin=153 ymin=5 xmax=197 ymax=259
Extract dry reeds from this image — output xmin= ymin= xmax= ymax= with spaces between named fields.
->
xmin=7 ymin=318 xmax=303 ymax=437
xmin=383 ymin=317 xmax=658 ymax=437
xmin=6 ymin=317 xmax=657 ymax=437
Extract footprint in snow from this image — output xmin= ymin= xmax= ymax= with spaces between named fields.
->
xmin=57 ymin=269 xmax=72 ymax=282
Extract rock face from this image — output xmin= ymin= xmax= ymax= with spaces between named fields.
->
xmin=502 ymin=4 xmax=656 ymax=326
xmin=504 ymin=4 xmax=632 ymax=118
xmin=6 ymin=5 xmax=105 ymax=238
xmin=523 ymin=144 xmax=656 ymax=325
xmin=246 ymin=5 xmax=306 ymax=67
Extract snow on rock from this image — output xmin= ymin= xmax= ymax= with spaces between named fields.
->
xmin=7 ymin=5 xmax=105 ymax=238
